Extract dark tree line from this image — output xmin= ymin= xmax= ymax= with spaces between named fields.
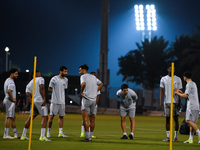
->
xmin=118 ymin=24 xmax=200 ymax=90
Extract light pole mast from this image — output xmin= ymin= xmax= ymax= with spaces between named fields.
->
xmin=97 ymin=0 xmax=110 ymax=108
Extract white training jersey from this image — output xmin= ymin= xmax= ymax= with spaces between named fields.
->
xmin=25 ymin=77 xmax=45 ymax=103
xmin=49 ymin=75 xmax=68 ymax=104
xmin=160 ymin=75 xmax=182 ymax=103
xmin=96 ymin=78 xmax=102 ymax=95
xmin=80 ymin=73 xmax=98 ymax=101
xmin=116 ymin=88 xmax=138 ymax=108
xmin=185 ymin=81 xmax=199 ymax=110
xmin=4 ymin=78 xmax=16 ymax=100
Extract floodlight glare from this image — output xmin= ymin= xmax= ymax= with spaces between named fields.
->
xmin=146 ymin=5 xmax=149 ymax=9
xmin=136 ymin=27 xmax=140 ymax=30
xmin=141 ymin=27 xmax=145 ymax=30
xmin=151 ymin=5 xmax=155 ymax=9
xmin=148 ymin=27 xmax=151 ymax=30
xmin=134 ymin=5 xmax=138 ymax=9
xmin=139 ymin=5 xmax=143 ymax=9
xmin=153 ymin=26 xmax=157 ymax=30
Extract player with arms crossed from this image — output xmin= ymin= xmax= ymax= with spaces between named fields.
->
xmin=116 ymin=84 xmax=138 ymax=139
xmin=3 ymin=68 xmax=20 ymax=139
xmin=47 ymin=66 xmax=68 ymax=138
xmin=79 ymin=64 xmax=103 ymax=142
xmin=21 ymin=70 xmax=50 ymax=141
xmin=80 ymin=72 xmax=103 ymax=138
xmin=174 ymin=72 xmax=200 ymax=144
xmin=160 ymin=66 xmax=182 ymax=142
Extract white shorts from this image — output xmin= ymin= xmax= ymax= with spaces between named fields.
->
xmin=29 ymin=102 xmax=48 ymax=117
xmin=164 ymin=103 xmax=179 ymax=117
xmin=3 ymin=99 xmax=15 ymax=118
xmin=50 ymin=103 xmax=65 ymax=117
xmin=120 ymin=106 xmax=136 ymax=118
xmin=81 ymin=98 xmax=96 ymax=115
xmin=186 ymin=109 xmax=199 ymax=123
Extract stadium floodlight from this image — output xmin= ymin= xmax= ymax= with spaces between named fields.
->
xmin=134 ymin=4 xmax=157 ymax=41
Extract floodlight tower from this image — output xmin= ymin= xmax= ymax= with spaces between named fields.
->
xmin=134 ymin=4 xmax=157 ymax=42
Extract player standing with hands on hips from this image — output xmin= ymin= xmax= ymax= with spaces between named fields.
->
xmin=116 ymin=84 xmax=138 ymax=139
xmin=3 ymin=68 xmax=20 ymax=139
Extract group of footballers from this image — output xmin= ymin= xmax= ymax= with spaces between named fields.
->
xmin=160 ymin=66 xmax=200 ymax=144
xmin=2 ymin=64 xmax=200 ymax=144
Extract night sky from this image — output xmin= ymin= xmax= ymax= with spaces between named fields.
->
xmin=0 ymin=0 xmax=200 ymax=88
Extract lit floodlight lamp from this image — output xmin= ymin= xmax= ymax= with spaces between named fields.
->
xmin=148 ymin=27 xmax=151 ymax=30
xmin=5 ymin=47 xmax=9 ymax=52
xmin=141 ymin=26 xmax=145 ymax=30
xmin=153 ymin=26 xmax=157 ymax=30
xmin=146 ymin=5 xmax=149 ymax=9
xmin=152 ymin=13 xmax=156 ymax=18
xmin=151 ymin=5 xmax=155 ymax=9
xmin=135 ymin=13 xmax=139 ymax=17
xmin=136 ymin=27 xmax=140 ymax=30
xmin=26 ymin=69 xmax=29 ymax=72
xmin=134 ymin=5 xmax=138 ymax=9
xmin=139 ymin=5 xmax=143 ymax=9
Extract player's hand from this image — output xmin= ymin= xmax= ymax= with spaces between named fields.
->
xmin=41 ymin=100 xmax=46 ymax=106
xmin=13 ymin=98 xmax=16 ymax=102
xmin=81 ymin=93 xmax=84 ymax=97
xmin=160 ymin=102 xmax=163 ymax=109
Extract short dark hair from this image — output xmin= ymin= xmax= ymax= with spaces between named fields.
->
xmin=59 ymin=66 xmax=67 ymax=71
xmin=9 ymin=68 xmax=18 ymax=75
xmin=183 ymin=71 xmax=192 ymax=79
xmin=32 ymin=70 xmax=40 ymax=76
xmin=90 ymin=72 xmax=96 ymax=74
xmin=79 ymin=64 xmax=89 ymax=71
xmin=121 ymin=84 xmax=128 ymax=90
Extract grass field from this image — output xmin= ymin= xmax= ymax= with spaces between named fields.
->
xmin=0 ymin=113 xmax=200 ymax=150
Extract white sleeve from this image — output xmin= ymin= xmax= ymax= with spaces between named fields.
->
xmin=8 ymin=81 xmax=15 ymax=91
xmin=96 ymin=78 xmax=102 ymax=85
xmin=80 ymin=75 xmax=85 ymax=85
xmin=39 ymin=77 xmax=45 ymax=85
xmin=160 ymin=78 xmax=164 ymax=88
xmin=116 ymin=90 xmax=121 ymax=98
xmin=65 ymin=78 xmax=68 ymax=89
xmin=49 ymin=77 xmax=55 ymax=88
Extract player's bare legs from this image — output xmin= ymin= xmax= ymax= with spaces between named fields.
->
xmin=82 ymin=110 xmax=91 ymax=140
xmin=5 ymin=117 xmax=10 ymax=128
xmin=48 ymin=115 xmax=54 ymax=129
xmin=58 ymin=116 xmax=63 ymax=128
xmin=121 ymin=116 xmax=126 ymax=133
xmin=10 ymin=116 xmax=20 ymax=138
xmin=129 ymin=117 xmax=135 ymax=133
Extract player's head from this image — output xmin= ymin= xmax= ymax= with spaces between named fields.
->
xmin=121 ymin=84 xmax=128 ymax=95
xmin=59 ymin=66 xmax=68 ymax=77
xmin=90 ymin=72 xmax=97 ymax=77
xmin=79 ymin=64 xmax=89 ymax=75
xmin=167 ymin=65 xmax=175 ymax=76
xmin=9 ymin=68 xmax=18 ymax=79
xmin=183 ymin=71 xmax=192 ymax=81
xmin=32 ymin=70 xmax=41 ymax=77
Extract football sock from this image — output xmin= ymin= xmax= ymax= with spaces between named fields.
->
xmin=22 ymin=128 xmax=28 ymax=137
xmin=189 ymin=132 xmax=194 ymax=140
xmin=4 ymin=128 xmax=9 ymax=136
xmin=195 ymin=129 xmax=200 ymax=137
xmin=89 ymin=127 xmax=90 ymax=132
xmin=47 ymin=128 xmax=51 ymax=134
xmin=166 ymin=131 xmax=170 ymax=138
xmin=59 ymin=128 xmax=63 ymax=134
xmin=123 ymin=133 xmax=127 ymax=136
xmin=131 ymin=132 xmax=134 ymax=136
xmin=13 ymin=128 xmax=18 ymax=135
xmin=174 ymin=131 xmax=178 ymax=138
xmin=86 ymin=131 xmax=90 ymax=139
xmin=81 ymin=125 xmax=85 ymax=133
xmin=41 ymin=128 xmax=46 ymax=138
xmin=90 ymin=131 xmax=93 ymax=138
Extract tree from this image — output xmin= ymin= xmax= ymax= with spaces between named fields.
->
xmin=118 ymin=36 xmax=171 ymax=90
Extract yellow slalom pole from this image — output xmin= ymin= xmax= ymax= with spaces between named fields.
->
xmin=28 ymin=56 xmax=37 ymax=150
xmin=170 ymin=62 xmax=174 ymax=150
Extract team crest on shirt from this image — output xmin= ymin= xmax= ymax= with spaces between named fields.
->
xmin=63 ymin=84 xmax=65 ymax=86
xmin=128 ymin=99 xmax=131 ymax=101
xmin=174 ymin=82 xmax=176 ymax=84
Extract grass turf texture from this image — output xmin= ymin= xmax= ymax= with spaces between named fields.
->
xmin=0 ymin=113 xmax=200 ymax=150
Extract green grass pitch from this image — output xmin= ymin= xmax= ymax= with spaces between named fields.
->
xmin=0 ymin=113 xmax=200 ymax=150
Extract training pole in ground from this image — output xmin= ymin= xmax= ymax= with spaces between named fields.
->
xmin=28 ymin=56 xmax=37 ymax=150
xmin=170 ymin=62 xmax=174 ymax=150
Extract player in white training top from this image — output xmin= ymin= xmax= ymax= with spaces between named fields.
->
xmin=20 ymin=70 xmax=50 ymax=141
xmin=47 ymin=66 xmax=68 ymax=138
xmin=175 ymin=72 xmax=200 ymax=144
xmin=80 ymin=72 xmax=103 ymax=138
xmin=79 ymin=64 xmax=103 ymax=142
xmin=3 ymin=68 xmax=20 ymax=139
xmin=160 ymin=65 xmax=182 ymax=142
